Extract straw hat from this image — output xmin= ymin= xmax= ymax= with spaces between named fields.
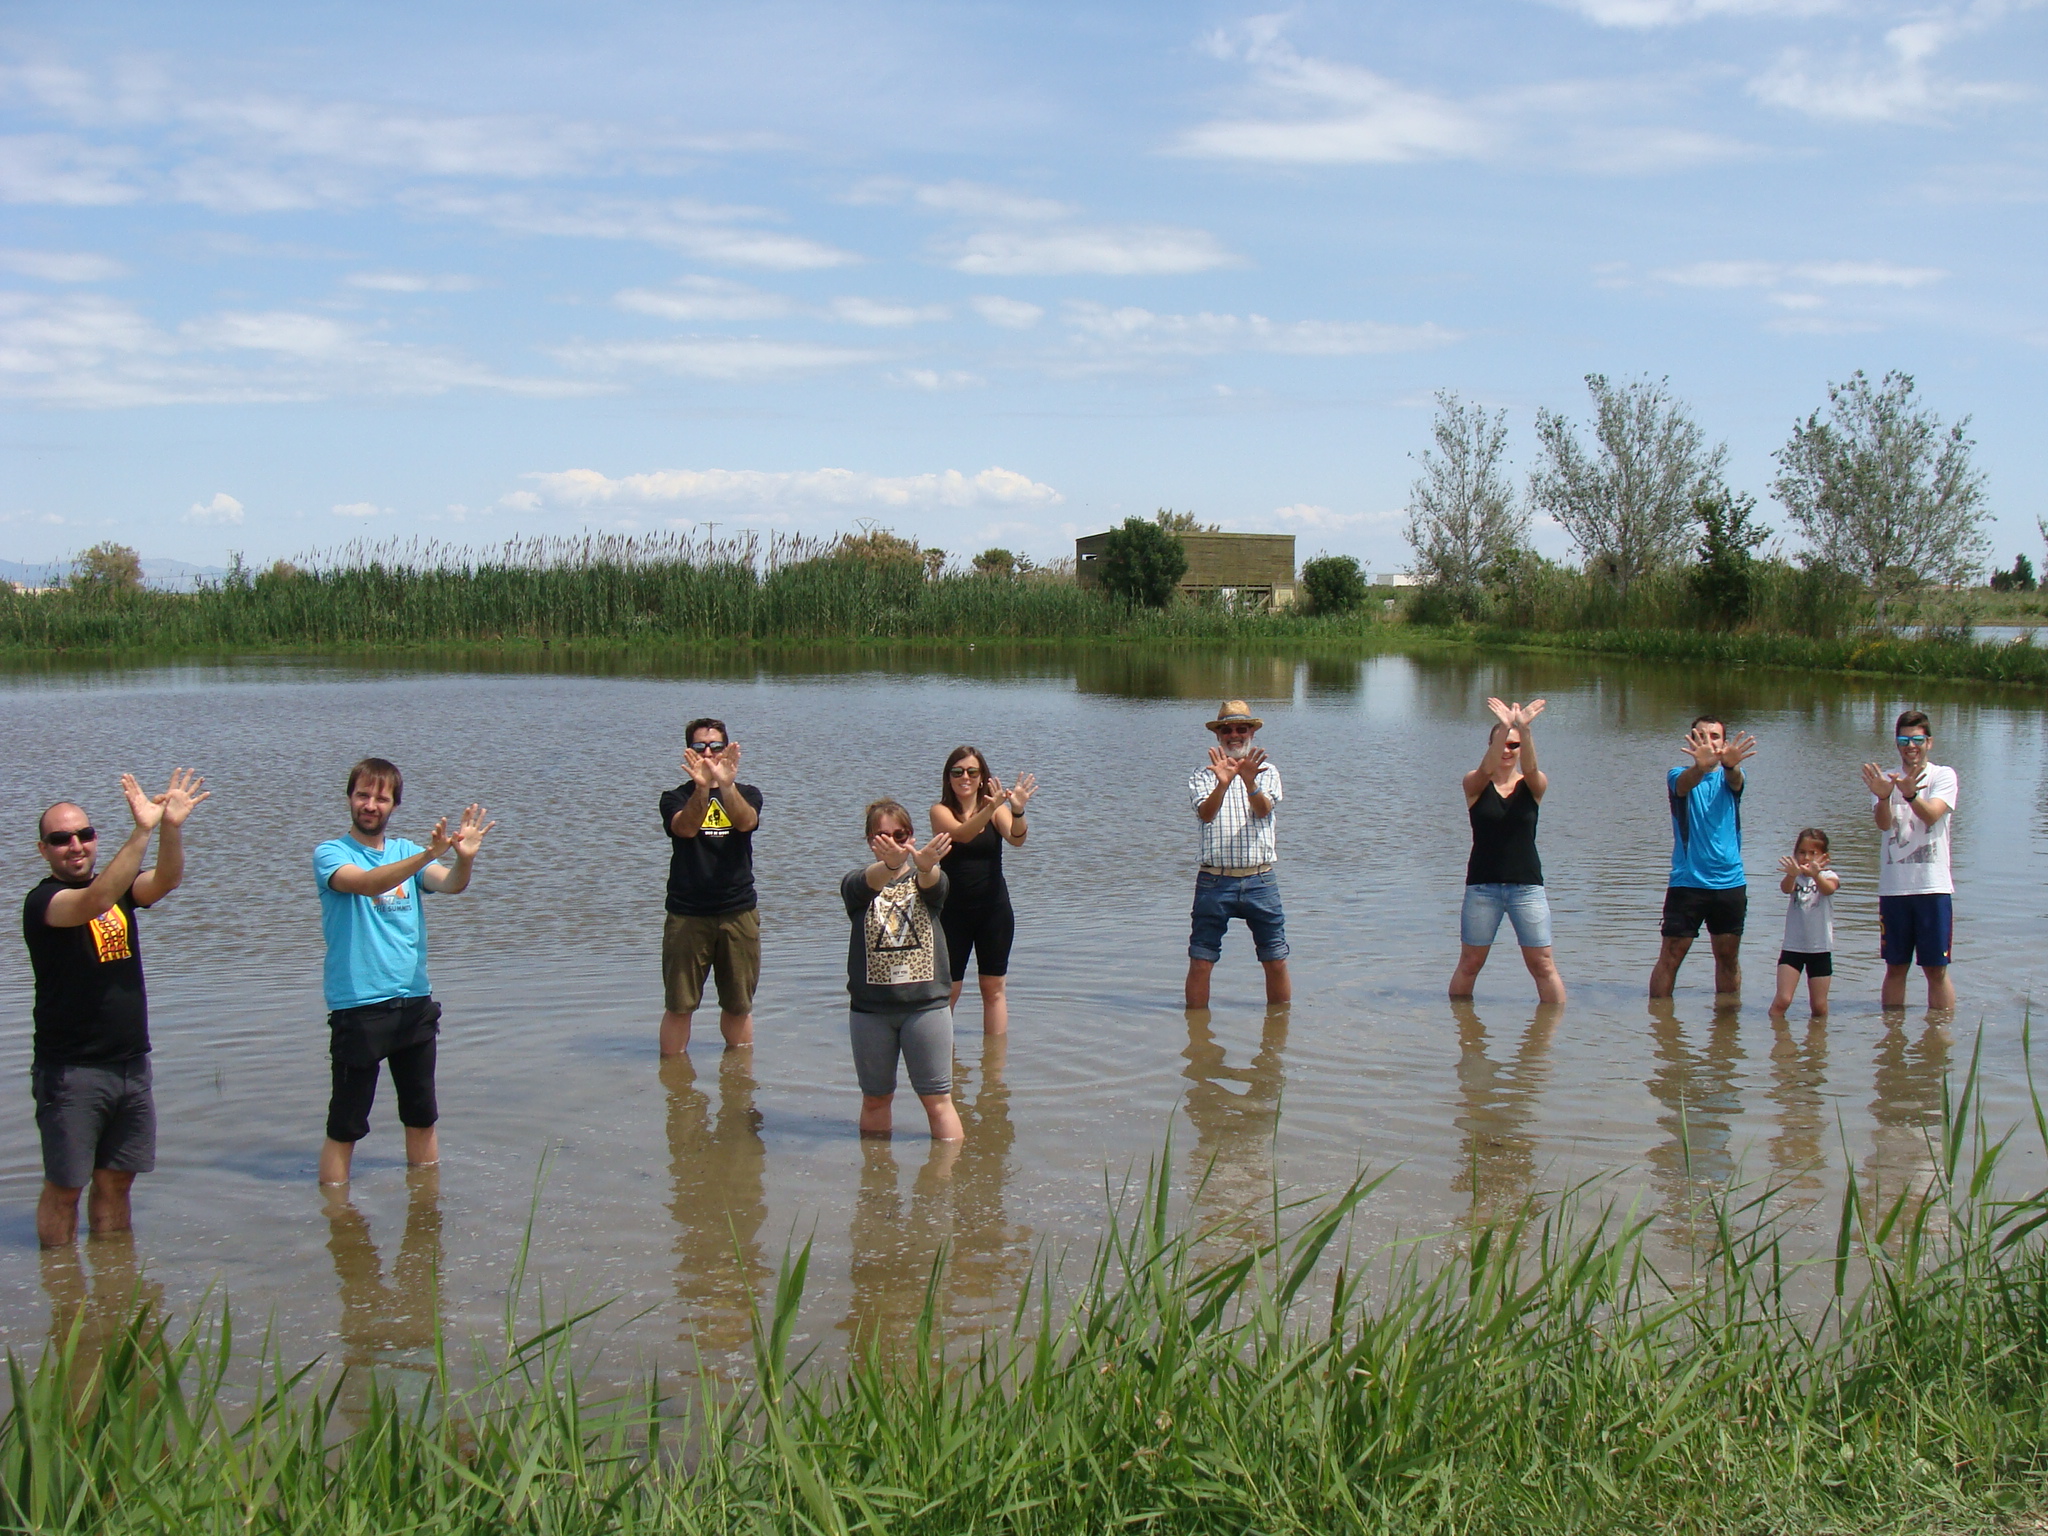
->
xmin=1206 ymin=699 xmax=1264 ymax=733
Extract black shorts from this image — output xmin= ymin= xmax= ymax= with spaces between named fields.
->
xmin=1661 ymin=885 xmax=1747 ymax=939
xmin=1777 ymin=949 xmax=1834 ymax=977
xmin=326 ymin=996 xmax=441 ymax=1144
xmin=31 ymin=1057 xmax=156 ymax=1189
xmin=940 ymin=892 xmax=1015 ymax=983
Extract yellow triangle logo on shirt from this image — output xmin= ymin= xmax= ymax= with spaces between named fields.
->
xmin=702 ymin=799 xmax=733 ymax=830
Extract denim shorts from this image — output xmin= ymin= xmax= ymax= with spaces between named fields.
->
xmin=1188 ymin=871 xmax=1289 ymax=963
xmin=1460 ymin=883 xmax=1553 ymax=949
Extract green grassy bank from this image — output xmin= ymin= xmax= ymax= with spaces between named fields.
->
xmin=10 ymin=1059 xmax=2048 ymax=1535
xmin=7 ymin=535 xmax=2048 ymax=687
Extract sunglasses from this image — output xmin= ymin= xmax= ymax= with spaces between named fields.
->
xmin=1216 ymin=725 xmax=1254 ymax=736
xmin=1503 ymin=740 xmax=1522 ymax=750
xmin=690 ymin=740 xmax=730 ymax=753
xmin=948 ymin=765 xmax=982 ymax=778
xmin=1896 ymin=735 xmax=1930 ymax=747
xmin=43 ymin=827 xmax=96 ymax=848
xmin=879 ymin=827 xmax=914 ymax=843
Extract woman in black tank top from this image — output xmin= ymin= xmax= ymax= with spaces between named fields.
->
xmin=1449 ymin=699 xmax=1566 ymax=1005
xmin=930 ymin=746 xmax=1038 ymax=1035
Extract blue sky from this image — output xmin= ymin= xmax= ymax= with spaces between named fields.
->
xmin=2 ymin=0 xmax=2042 ymax=573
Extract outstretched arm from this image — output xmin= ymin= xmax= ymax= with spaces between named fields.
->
xmin=421 ymin=804 xmax=495 ymax=893
xmin=132 ymin=768 xmax=208 ymax=907
xmin=1517 ymin=704 xmax=1547 ymax=798
xmin=43 ymin=775 xmax=159 ymax=928
xmin=328 ymin=819 xmax=453 ymax=897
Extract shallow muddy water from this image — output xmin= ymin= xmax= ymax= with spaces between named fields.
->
xmin=2 ymin=645 xmax=2045 ymax=1382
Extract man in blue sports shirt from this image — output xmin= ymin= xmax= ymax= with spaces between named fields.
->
xmin=1650 ymin=715 xmax=1758 ymax=1000
xmin=314 ymin=757 xmax=494 ymax=1187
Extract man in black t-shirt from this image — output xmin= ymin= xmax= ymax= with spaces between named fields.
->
xmin=22 ymin=769 xmax=207 ymax=1247
xmin=658 ymin=717 xmax=763 ymax=1055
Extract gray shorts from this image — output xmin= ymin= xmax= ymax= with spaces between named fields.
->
xmin=848 ymin=1005 xmax=953 ymax=1098
xmin=32 ymin=1058 xmax=156 ymax=1189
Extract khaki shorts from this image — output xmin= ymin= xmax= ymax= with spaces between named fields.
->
xmin=662 ymin=908 xmax=761 ymax=1015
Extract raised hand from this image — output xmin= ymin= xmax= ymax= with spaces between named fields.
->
xmin=1859 ymin=762 xmax=1896 ymax=798
xmin=1006 ymin=772 xmax=1038 ymax=812
xmin=1778 ymin=854 xmax=1805 ymax=880
xmin=1238 ymin=746 xmax=1270 ymax=780
xmin=451 ymin=803 xmax=496 ymax=858
xmin=155 ymin=767 xmax=210 ymax=828
xmin=424 ymin=816 xmax=456 ymax=859
xmin=869 ymin=831 xmax=911 ymax=870
xmin=121 ymin=772 xmax=165 ymax=831
xmin=707 ymin=743 xmax=740 ymax=788
xmin=1207 ymin=745 xmax=1240 ymax=784
xmin=1486 ymin=696 xmax=1515 ymax=729
xmin=1519 ymin=699 xmax=1547 ymax=726
xmin=979 ymin=771 xmax=1003 ymax=808
xmin=679 ymin=748 xmax=715 ymax=788
xmin=1684 ymin=728 xmax=1720 ymax=771
xmin=913 ymin=831 xmax=953 ymax=874
xmin=1719 ymin=731 xmax=1759 ymax=769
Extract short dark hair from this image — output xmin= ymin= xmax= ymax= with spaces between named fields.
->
xmin=1689 ymin=714 xmax=1725 ymax=733
xmin=347 ymin=757 xmax=403 ymax=805
xmin=37 ymin=801 xmax=85 ymax=839
xmin=1795 ymin=827 xmax=1830 ymax=854
xmin=685 ymin=717 xmax=728 ymax=745
xmin=864 ymin=798 xmax=912 ymax=838
xmin=1895 ymin=709 xmax=1932 ymax=737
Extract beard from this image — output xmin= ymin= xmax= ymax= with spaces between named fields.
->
xmin=1221 ymin=740 xmax=1252 ymax=760
xmin=353 ymin=805 xmax=390 ymax=836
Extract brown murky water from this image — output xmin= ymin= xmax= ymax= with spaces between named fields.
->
xmin=1 ymin=645 xmax=2043 ymax=1383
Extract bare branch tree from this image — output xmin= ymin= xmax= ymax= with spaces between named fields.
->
xmin=1529 ymin=374 xmax=1726 ymax=598
xmin=1772 ymin=370 xmax=1989 ymax=627
xmin=1404 ymin=391 xmax=1525 ymax=613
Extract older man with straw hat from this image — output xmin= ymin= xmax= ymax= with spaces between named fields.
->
xmin=1185 ymin=699 xmax=1290 ymax=1009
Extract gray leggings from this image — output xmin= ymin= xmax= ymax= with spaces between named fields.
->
xmin=848 ymin=1005 xmax=953 ymax=1098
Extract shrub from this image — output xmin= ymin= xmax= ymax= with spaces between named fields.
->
xmin=1300 ymin=554 xmax=1366 ymax=616
xmin=69 ymin=541 xmax=143 ymax=594
xmin=1688 ymin=490 xmax=1771 ymax=629
xmin=1096 ymin=516 xmax=1187 ymax=608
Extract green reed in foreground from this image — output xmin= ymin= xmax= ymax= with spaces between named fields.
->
xmin=7 ymin=1041 xmax=2048 ymax=1535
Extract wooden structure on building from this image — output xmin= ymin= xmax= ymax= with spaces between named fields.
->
xmin=1074 ymin=530 xmax=1297 ymax=607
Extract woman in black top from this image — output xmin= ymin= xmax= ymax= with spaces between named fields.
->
xmin=1449 ymin=698 xmax=1565 ymax=1005
xmin=930 ymin=746 xmax=1038 ymax=1035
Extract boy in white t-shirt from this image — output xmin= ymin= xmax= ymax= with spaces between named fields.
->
xmin=1770 ymin=827 xmax=1840 ymax=1017
xmin=1860 ymin=709 xmax=1957 ymax=1011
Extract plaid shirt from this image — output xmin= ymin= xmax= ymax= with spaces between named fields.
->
xmin=1188 ymin=762 xmax=1282 ymax=868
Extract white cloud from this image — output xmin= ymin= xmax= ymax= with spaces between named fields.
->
xmin=1062 ymin=302 xmax=1458 ymax=360
xmin=615 ymin=276 xmax=794 ymax=321
xmin=1653 ymin=259 xmax=1947 ymax=287
xmin=0 ymin=249 xmax=126 ymax=282
xmin=550 ymin=336 xmax=890 ymax=379
xmin=0 ymin=134 xmax=140 ymax=205
xmin=1552 ymin=0 xmax=1842 ymax=25
xmin=952 ymin=226 xmax=1241 ymax=276
xmin=345 ymin=271 xmax=476 ymax=293
xmin=521 ymin=465 xmax=1064 ymax=514
xmin=332 ymin=501 xmax=396 ymax=518
xmin=1180 ymin=17 xmax=1753 ymax=171
xmin=1751 ymin=9 xmax=2026 ymax=123
xmin=848 ymin=178 xmax=1078 ymax=222
xmin=416 ymin=192 xmax=860 ymax=270
xmin=827 ymin=296 xmax=951 ymax=326
xmin=184 ymin=492 xmax=243 ymax=525
xmin=889 ymin=369 xmax=983 ymax=390
xmin=0 ymin=292 xmax=603 ymax=408
xmin=971 ymin=295 xmax=1045 ymax=329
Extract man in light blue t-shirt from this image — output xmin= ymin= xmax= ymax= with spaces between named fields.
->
xmin=314 ymin=757 xmax=494 ymax=1187
xmin=1649 ymin=715 xmax=1757 ymax=1000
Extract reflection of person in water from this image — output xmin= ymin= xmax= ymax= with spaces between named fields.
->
xmin=839 ymin=1137 xmax=962 ymax=1357
xmin=941 ymin=1038 xmax=1032 ymax=1334
xmin=1644 ymin=1001 xmax=1745 ymax=1232
xmin=322 ymin=1168 xmax=444 ymax=1373
xmin=663 ymin=1051 xmax=769 ymax=1366
xmin=1449 ymin=1000 xmax=1558 ymax=1217
xmin=40 ymin=1229 xmax=164 ymax=1396
xmin=1765 ymin=1013 xmax=1829 ymax=1193
xmin=1180 ymin=1006 xmax=1289 ymax=1237
xmin=1864 ymin=1018 xmax=1951 ymax=1211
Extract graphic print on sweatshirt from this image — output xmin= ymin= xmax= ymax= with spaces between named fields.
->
xmin=865 ymin=877 xmax=935 ymax=987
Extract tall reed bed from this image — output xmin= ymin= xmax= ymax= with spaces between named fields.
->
xmin=8 ymin=1046 xmax=2048 ymax=1534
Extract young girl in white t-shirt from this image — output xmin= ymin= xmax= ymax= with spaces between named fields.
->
xmin=1771 ymin=827 xmax=1841 ymax=1017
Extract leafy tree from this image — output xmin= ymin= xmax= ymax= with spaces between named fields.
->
xmin=1530 ymin=374 xmax=1726 ymax=598
xmin=69 ymin=541 xmax=144 ymax=594
xmin=1404 ymin=390 xmax=1525 ymax=615
xmin=1688 ymin=491 xmax=1771 ymax=628
xmin=1989 ymin=553 xmax=2036 ymax=593
xmin=972 ymin=548 xmax=1018 ymax=578
xmin=1097 ymin=515 xmax=1187 ymax=607
xmin=1301 ymin=554 xmax=1367 ymax=616
xmin=1772 ymin=370 xmax=1989 ymax=627
xmin=921 ymin=548 xmax=947 ymax=581
xmin=1153 ymin=508 xmax=1218 ymax=534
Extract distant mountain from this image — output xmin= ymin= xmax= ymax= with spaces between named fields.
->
xmin=2 ymin=557 xmax=233 ymax=592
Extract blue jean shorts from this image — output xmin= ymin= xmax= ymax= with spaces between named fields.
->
xmin=1460 ymin=883 xmax=1553 ymax=949
xmin=1188 ymin=871 xmax=1289 ymax=963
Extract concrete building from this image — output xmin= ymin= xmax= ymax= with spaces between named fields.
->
xmin=1075 ymin=530 xmax=1297 ymax=607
